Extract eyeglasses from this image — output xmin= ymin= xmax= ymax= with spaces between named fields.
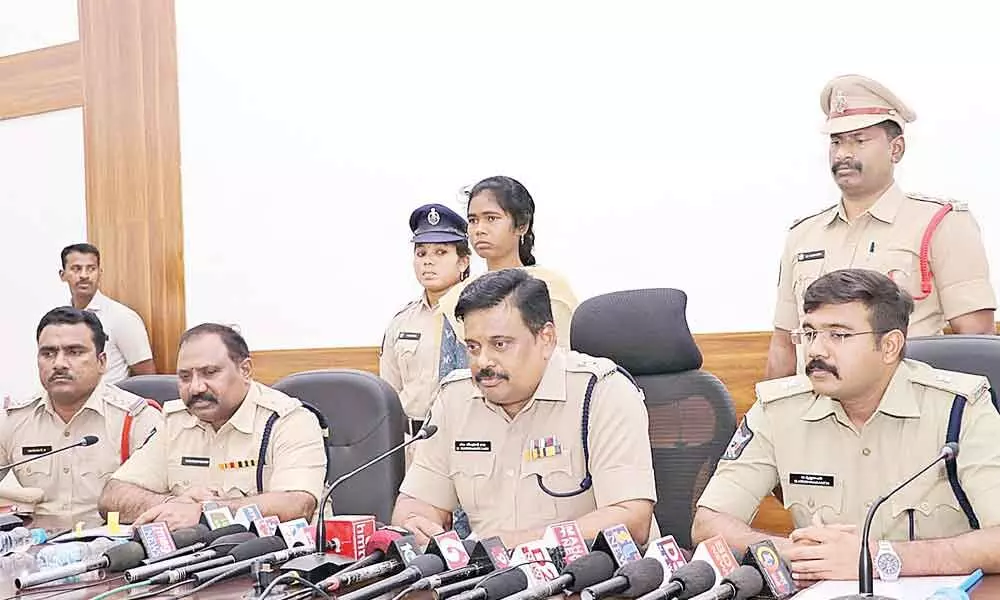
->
xmin=790 ymin=329 xmax=886 ymax=345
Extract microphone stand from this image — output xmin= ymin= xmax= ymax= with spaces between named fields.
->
xmin=834 ymin=443 xmax=957 ymax=600
xmin=0 ymin=437 xmax=97 ymax=480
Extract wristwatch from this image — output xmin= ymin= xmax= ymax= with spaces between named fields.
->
xmin=875 ymin=540 xmax=901 ymax=581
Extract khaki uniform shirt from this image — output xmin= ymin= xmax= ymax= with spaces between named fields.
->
xmin=111 ymin=382 xmax=326 ymax=509
xmin=437 ymin=266 xmax=579 ymax=349
xmin=774 ymin=184 xmax=995 ymax=339
xmin=380 ymin=295 xmax=439 ymax=420
xmin=400 ymin=348 xmax=660 ymax=540
xmin=697 ymin=359 xmax=1000 ymax=541
xmin=0 ymin=383 xmax=162 ymax=523
xmin=84 ymin=292 xmax=154 ymax=385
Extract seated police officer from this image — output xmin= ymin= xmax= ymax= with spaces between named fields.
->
xmin=391 ymin=269 xmax=658 ymax=547
xmin=99 ymin=323 xmax=327 ymax=530
xmin=694 ymin=269 xmax=1000 ymax=580
xmin=0 ymin=307 xmax=161 ymax=523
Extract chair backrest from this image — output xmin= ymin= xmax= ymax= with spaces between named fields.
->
xmin=905 ymin=335 xmax=1000 ymax=410
xmin=115 ymin=374 xmax=180 ymax=404
xmin=271 ymin=368 xmax=406 ymax=523
xmin=571 ymin=288 xmax=736 ymax=549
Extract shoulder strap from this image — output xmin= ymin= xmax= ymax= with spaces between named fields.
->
xmin=945 ymin=394 xmax=980 ymax=530
xmin=535 ymin=374 xmax=597 ymax=499
xmin=255 ymin=401 xmax=332 ymax=493
xmin=120 ymin=399 xmax=163 ymax=463
xmin=913 ymin=204 xmax=954 ymax=301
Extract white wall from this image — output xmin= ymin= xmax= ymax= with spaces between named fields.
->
xmin=0 ymin=0 xmax=78 ymax=57
xmin=0 ymin=108 xmax=87 ymax=401
xmin=176 ymin=0 xmax=1000 ymax=350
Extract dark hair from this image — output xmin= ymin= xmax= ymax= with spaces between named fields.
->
xmin=455 ymin=268 xmax=553 ymax=335
xmin=876 ymin=120 xmax=903 ymax=140
xmin=468 ymin=176 xmax=537 ymax=266
xmin=803 ymin=269 xmax=914 ymax=345
xmin=456 ymin=240 xmax=472 ymax=279
xmin=179 ymin=323 xmax=251 ymax=364
xmin=36 ymin=306 xmax=107 ymax=354
xmin=61 ymin=243 xmax=101 ymax=269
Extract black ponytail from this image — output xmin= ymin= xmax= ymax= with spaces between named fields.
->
xmin=468 ymin=175 xmax=537 ymax=267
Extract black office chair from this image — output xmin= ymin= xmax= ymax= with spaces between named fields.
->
xmin=271 ymin=369 xmax=406 ymax=523
xmin=905 ymin=334 xmax=1000 ymax=410
xmin=115 ymin=374 xmax=180 ymax=404
xmin=571 ymin=288 xmax=737 ymax=549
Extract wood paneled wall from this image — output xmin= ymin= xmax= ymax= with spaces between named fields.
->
xmin=250 ymin=329 xmax=796 ymax=535
xmin=0 ymin=42 xmax=82 ymax=120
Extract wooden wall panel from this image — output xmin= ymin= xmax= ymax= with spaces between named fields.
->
xmin=79 ymin=0 xmax=185 ymax=374
xmin=0 ymin=42 xmax=82 ymax=120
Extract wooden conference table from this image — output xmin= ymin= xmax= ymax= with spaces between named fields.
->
xmin=2 ymin=517 xmax=999 ymax=599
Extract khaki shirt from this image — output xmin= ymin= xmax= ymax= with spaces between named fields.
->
xmin=0 ymin=383 xmax=162 ymax=523
xmin=437 ymin=266 xmax=579 ymax=349
xmin=697 ymin=359 xmax=1000 ymax=541
xmin=379 ymin=295 xmax=439 ymax=419
xmin=774 ymin=184 xmax=995 ymax=337
xmin=400 ymin=348 xmax=659 ymax=540
xmin=111 ymin=382 xmax=326 ymax=509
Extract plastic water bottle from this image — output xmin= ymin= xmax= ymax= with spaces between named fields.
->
xmin=0 ymin=527 xmax=46 ymax=556
xmin=34 ymin=537 xmax=125 ymax=583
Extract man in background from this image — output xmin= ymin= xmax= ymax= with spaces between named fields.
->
xmin=60 ymin=243 xmax=155 ymax=382
xmin=766 ymin=75 xmax=995 ymax=378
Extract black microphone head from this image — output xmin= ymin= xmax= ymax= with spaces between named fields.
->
xmin=411 ymin=553 xmax=447 ymax=576
xmin=422 ymin=424 xmax=439 ymax=438
xmin=203 ymin=523 xmax=249 ymax=544
xmin=724 ymin=566 xmax=764 ymax=600
xmin=171 ymin=524 xmax=210 ymax=548
xmin=617 ymin=557 xmax=664 ymax=597
xmin=480 ymin=568 xmax=528 ymax=599
xmin=208 ymin=531 xmax=257 ymax=551
xmin=105 ymin=541 xmax=147 ymax=571
xmin=80 ymin=435 xmax=99 ymax=446
xmin=229 ymin=535 xmax=286 ymax=561
xmin=462 ymin=539 xmax=478 ymax=553
xmin=944 ymin=442 xmax=960 ymax=461
xmin=566 ymin=551 xmax=617 ymax=592
xmin=670 ymin=560 xmax=716 ymax=600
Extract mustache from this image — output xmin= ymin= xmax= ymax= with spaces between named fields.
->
xmin=832 ymin=159 xmax=863 ymax=174
xmin=187 ymin=392 xmax=219 ymax=404
xmin=475 ymin=367 xmax=509 ymax=382
xmin=49 ymin=370 xmax=73 ymax=382
xmin=805 ymin=359 xmax=840 ymax=379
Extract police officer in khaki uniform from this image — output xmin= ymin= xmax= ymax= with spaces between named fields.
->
xmin=0 ymin=307 xmax=161 ymax=524
xmin=100 ymin=324 xmax=327 ymax=530
xmin=695 ymin=269 xmax=1000 ymax=580
xmin=391 ymin=269 xmax=658 ymax=548
xmin=766 ymin=75 xmax=996 ymax=378
xmin=380 ymin=203 xmax=471 ymax=439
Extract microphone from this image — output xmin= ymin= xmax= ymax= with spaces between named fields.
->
xmin=149 ymin=535 xmax=287 ymax=584
xmin=303 ymin=529 xmax=416 ymax=589
xmin=413 ymin=540 xmax=494 ymax=591
xmin=125 ymin=531 xmax=257 ymax=582
xmin=581 ymin=556 xmax=665 ymax=600
xmin=451 ymin=568 xmax=529 ymax=600
xmin=635 ymin=560 xmax=717 ymax=600
xmin=834 ymin=442 xmax=959 ymax=600
xmin=15 ymin=540 xmax=144 ymax=590
xmin=314 ymin=424 xmax=438 ymax=552
xmin=0 ymin=436 xmax=99 ymax=480
xmin=643 ymin=535 xmax=689 ymax=578
xmin=336 ymin=554 xmax=446 ymax=600
xmin=688 ymin=566 xmax=764 ymax=600
xmin=504 ymin=551 xmax=616 ymax=600
xmin=190 ymin=543 xmax=314 ymax=585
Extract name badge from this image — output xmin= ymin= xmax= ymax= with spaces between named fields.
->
xmin=455 ymin=441 xmax=491 ymax=452
xmin=181 ymin=456 xmax=211 ymax=467
xmin=796 ymin=250 xmax=825 ymax=262
xmin=789 ymin=473 xmax=834 ymax=487
xmin=398 ymin=332 xmax=421 ymax=341
xmin=22 ymin=445 xmax=53 ymax=456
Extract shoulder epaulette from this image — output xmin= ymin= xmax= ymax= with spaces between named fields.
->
xmin=789 ymin=204 xmax=837 ymax=230
xmin=105 ymin=386 xmax=152 ymax=416
xmin=564 ymin=352 xmax=618 ymax=379
xmin=906 ymin=192 xmax=968 ymax=211
xmin=5 ymin=394 xmax=42 ymax=412
xmin=440 ymin=368 xmax=473 ymax=386
xmin=255 ymin=385 xmax=299 ymax=418
xmin=163 ymin=399 xmax=188 ymax=415
xmin=755 ymin=375 xmax=814 ymax=404
xmin=908 ymin=365 xmax=990 ymax=404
